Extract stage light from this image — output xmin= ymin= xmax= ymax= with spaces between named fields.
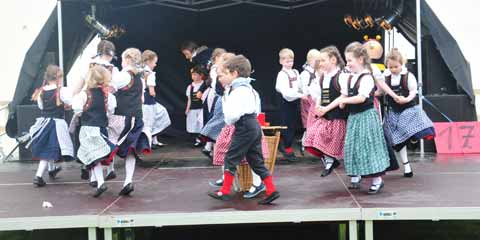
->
xmin=351 ymin=18 xmax=362 ymax=30
xmin=85 ymin=15 xmax=125 ymax=39
xmin=364 ymin=15 xmax=375 ymax=28
xmin=344 ymin=15 xmax=354 ymax=27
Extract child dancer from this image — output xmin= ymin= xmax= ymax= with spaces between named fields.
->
xmin=339 ymin=42 xmax=390 ymax=194
xmin=383 ymin=48 xmax=435 ymax=177
xmin=304 ymin=46 xmax=348 ymax=177
xmin=72 ymin=65 xmax=117 ymax=197
xmin=28 ymin=65 xmax=74 ymax=187
xmin=299 ymin=49 xmax=321 ymax=154
xmin=275 ymin=48 xmax=306 ymax=162
xmin=110 ymin=48 xmax=151 ymax=196
xmin=201 ymin=48 xmax=227 ymax=157
xmin=142 ymin=50 xmax=171 ymax=149
xmin=208 ymin=55 xmax=279 ymax=204
xmin=186 ymin=66 xmax=205 ymax=147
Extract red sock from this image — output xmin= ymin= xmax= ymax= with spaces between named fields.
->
xmin=285 ymin=147 xmax=293 ymax=154
xmin=263 ymin=175 xmax=276 ymax=195
xmin=219 ymin=171 xmax=234 ymax=195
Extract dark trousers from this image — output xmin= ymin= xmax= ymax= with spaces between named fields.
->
xmin=280 ymin=99 xmax=300 ymax=148
xmin=224 ymin=114 xmax=270 ymax=180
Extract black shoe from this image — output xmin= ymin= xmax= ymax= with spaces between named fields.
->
xmin=368 ymin=182 xmax=384 ymax=194
xmin=93 ymin=183 xmax=108 ymax=198
xmin=202 ymin=149 xmax=212 ymax=159
xmin=348 ymin=181 xmax=362 ymax=189
xmin=208 ymin=179 xmax=224 ymax=188
xmin=48 ymin=166 xmax=62 ymax=179
xmin=89 ymin=181 xmax=98 ymax=188
xmin=404 ymin=171 xmax=413 ymax=178
xmin=321 ymin=160 xmax=340 ymax=177
xmin=33 ymin=176 xmax=46 ymax=187
xmin=258 ymin=191 xmax=280 ymax=205
xmin=81 ymin=169 xmax=89 ymax=180
xmin=105 ymin=171 xmax=117 ymax=181
xmin=243 ymin=184 xmax=266 ymax=199
xmin=207 ymin=191 xmax=232 ymax=201
xmin=119 ymin=183 xmax=134 ymax=196
xmin=285 ymin=152 xmax=298 ymax=163
xmin=193 ymin=141 xmax=202 ymax=148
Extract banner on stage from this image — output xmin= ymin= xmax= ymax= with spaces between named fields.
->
xmin=434 ymin=122 xmax=480 ymax=154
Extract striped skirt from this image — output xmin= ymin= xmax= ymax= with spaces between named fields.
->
xmin=77 ymin=126 xmax=117 ymax=168
xmin=344 ymin=108 xmax=390 ymax=177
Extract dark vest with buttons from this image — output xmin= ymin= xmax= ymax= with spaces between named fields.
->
xmin=346 ymin=73 xmax=375 ymax=114
xmin=319 ymin=71 xmax=348 ymax=120
xmin=190 ymin=83 xmax=203 ymax=109
xmin=81 ymin=88 xmax=108 ymax=127
xmin=143 ymin=71 xmax=156 ymax=105
xmin=40 ymin=89 xmax=64 ymax=119
xmin=385 ymin=73 xmax=417 ymax=112
xmin=114 ymin=70 xmax=143 ymax=118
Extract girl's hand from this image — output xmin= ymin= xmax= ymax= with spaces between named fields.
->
xmin=196 ymin=91 xmax=203 ymax=99
xmin=316 ymin=106 xmax=327 ymax=117
xmin=149 ymin=88 xmax=156 ymax=97
xmin=185 ymin=109 xmax=190 ymax=115
xmin=395 ymin=96 xmax=408 ymax=105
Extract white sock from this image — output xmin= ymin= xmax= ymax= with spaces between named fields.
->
xmin=251 ymin=169 xmax=262 ymax=187
xmin=351 ymin=176 xmax=361 ymax=183
xmin=93 ymin=164 xmax=105 ymax=188
xmin=152 ymin=137 xmax=158 ymax=145
xmin=324 ymin=156 xmax=334 ymax=169
xmin=124 ymin=155 xmax=135 ymax=187
xmin=301 ymin=131 xmax=307 ymax=146
xmin=36 ymin=160 xmax=48 ymax=178
xmin=399 ymin=147 xmax=412 ymax=173
xmin=204 ymin=142 xmax=213 ymax=151
xmin=371 ymin=177 xmax=383 ymax=190
xmin=90 ymin=168 xmax=97 ymax=182
xmin=47 ymin=162 xmax=55 ymax=171
xmin=107 ymin=158 xmax=115 ymax=174
xmin=221 ymin=165 xmax=225 ymax=180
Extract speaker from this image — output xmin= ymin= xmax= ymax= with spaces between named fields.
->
xmin=421 ymin=36 xmax=460 ymax=95
xmin=17 ymin=105 xmax=73 ymax=160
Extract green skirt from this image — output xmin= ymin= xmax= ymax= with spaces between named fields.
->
xmin=344 ymin=108 xmax=389 ymax=177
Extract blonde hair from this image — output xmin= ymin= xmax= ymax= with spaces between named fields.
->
xmin=142 ymin=49 xmax=158 ymax=64
xmin=345 ymin=42 xmax=372 ymax=72
xmin=306 ymin=49 xmax=321 ymax=63
xmin=319 ymin=46 xmax=345 ymax=69
xmin=86 ymin=65 xmax=111 ymax=89
xmin=385 ymin=48 xmax=407 ymax=65
xmin=279 ymin=48 xmax=294 ymax=59
xmin=31 ymin=64 xmax=63 ymax=106
xmin=122 ymin=48 xmax=142 ymax=73
xmin=211 ymin=48 xmax=227 ymax=63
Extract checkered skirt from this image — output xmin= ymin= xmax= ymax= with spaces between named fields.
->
xmin=213 ymin=125 xmax=269 ymax=166
xmin=384 ymin=105 xmax=435 ymax=146
xmin=301 ymin=96 xmax=315 ymax=128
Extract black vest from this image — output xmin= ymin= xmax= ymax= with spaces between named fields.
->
xmin=114 ymin=70 xmax=143 ymax=117
xmin=81 ymin=88 xmax=108 ymax=127
xmin=190 ymin=83 xmax=203 ymax=109
xmin=305 ymin=68 xmax=316 ymax=87
xmin=319 ymin=71 xmax=348 ymax=120
xmin=143 ymin=71 xmax=156 ymax=105
xmin=40 ymin=89 xmax=64 ymax=119
xmin=386 ymin=73 xmax=417 ymax=112
xmin=346 ymin=73 xmax=375 ymax=114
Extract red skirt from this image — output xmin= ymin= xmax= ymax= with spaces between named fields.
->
xmin=213 ymin=125 xmax=270 ymax=166
xmin=300 ymin=96 xmax=315 ymax=128
xmin=304 ymin=108 xmax=347 ymax=159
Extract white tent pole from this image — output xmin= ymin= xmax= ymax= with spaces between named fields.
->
xmin=57 ymin=0 xmax=64 ymax=71
xmin=416 ymin=0 xmax=424 ymax=155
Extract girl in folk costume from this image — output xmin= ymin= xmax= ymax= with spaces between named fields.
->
xmin=72 ymin=65 xmax=117 ymax=197
xmin=72 ymin=40 xmax=118 ymax=182
xmin=141 ymin=50 xmax=171 ymax=149
xmin=383 ymin=49 xmax=435 ymax=177
xmin=201 ymin=48 xmax=227 ymax=157
xmin=208 ymin=53 xmax=270 ymax=199
xmin=110 ymin=48 xmax=151 ymax=196
xmin=299 ymin=49 xmax=321 ymax=154
xmin=29 ymin=65 xmax=74 ymax=187
xmin=275 ymin=48 xmax=307 ymax=162
xmin=304 ymin=46 xmax=349 ymax=177
xmin=338 ymin=42 xmax=390 ymax=194
xmin=208 ymin=55 xmax=279 ymax=204
xmin=185 ymin=65 xmax=205 ymax=147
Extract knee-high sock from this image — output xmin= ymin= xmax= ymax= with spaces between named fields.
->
xmin=351 ymin=175 xmax=361 ymax=183
xmin=124 ymin=155 xmax=135 ymax=186
xmin=107 ymin=157 xmax=115 ymax=174
xmin=219 ymin=171 xmax=234 ymax=195
xmin=251 ymin=169 xmax=262 ymax=187
xmin=262 ymin=175 xmax=276 ymax=195
xmin=36 ymin=160 xmax=48 ymax=178
xmin=47 ymin=161 xmax=55 ymax=172
xmin=93 ymin=164 xmax=104 ymax=188
xmin=204 ymin=142 xmax=213 ymax=151
xmin=398 ymin=146 xmax=411 ymax=173
xmin=301 ymin=131 xmax=307 ymax=146
xmin=324 ymin=155 xmax=335 ymax=169
xmin=152 ymin=136 xmax=158 ymax=145
xmin=90 ymin=168 xmax=97 ymax=182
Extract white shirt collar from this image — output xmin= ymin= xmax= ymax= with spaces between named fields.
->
xmin=384 ymin=66 xmax=408 ymax=77
xmin=304 ymin=65 xmax=314 ymax=73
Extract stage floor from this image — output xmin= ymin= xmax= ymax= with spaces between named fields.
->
xmin=1 ymin=152 xmax=480 ymax=239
